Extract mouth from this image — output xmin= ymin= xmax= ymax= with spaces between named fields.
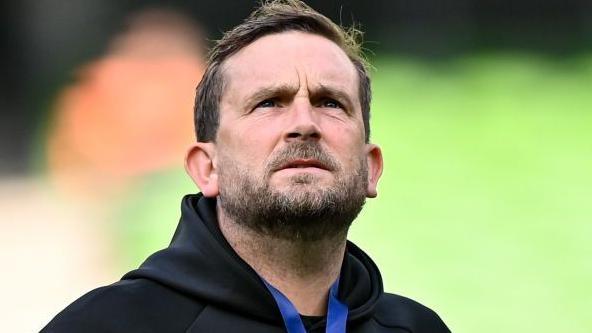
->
xmin=276 ymin=159 xmax=331 ymax=171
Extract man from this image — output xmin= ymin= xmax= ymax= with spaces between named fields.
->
xmin=43 ymin=1 xmax=450 ymax=332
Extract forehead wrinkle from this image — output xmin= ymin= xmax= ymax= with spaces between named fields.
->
xmin=295 ymin=68 xmax=309 ymax=98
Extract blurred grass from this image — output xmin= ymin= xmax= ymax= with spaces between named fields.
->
xmin=112 ymin=53 xmax=592 ymax=333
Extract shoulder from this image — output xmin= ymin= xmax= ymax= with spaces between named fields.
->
xmin=42 ymin=278 xmax=204 ymax=333
xmin=373 ymin=293 xmax=451 ymax=333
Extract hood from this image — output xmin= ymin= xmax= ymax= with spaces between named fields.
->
xmin=123 ymin=193 xmax=383 ymax=326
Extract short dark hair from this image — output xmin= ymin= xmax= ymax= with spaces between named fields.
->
xmin=194 ymin=0 xmax=371 ymax=142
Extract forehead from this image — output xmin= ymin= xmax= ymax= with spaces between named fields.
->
xmin=221 ymin=31 xmax=359 ymax=101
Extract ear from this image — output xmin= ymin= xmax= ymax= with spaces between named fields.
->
xmin=364 ymin=144 xmax=383 ymax=198
xmin=185 ymin=142 xmax=219 ymax=197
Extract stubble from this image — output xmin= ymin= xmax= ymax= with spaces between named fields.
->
xmin=217 ymin=142 xmax=368 ymax=242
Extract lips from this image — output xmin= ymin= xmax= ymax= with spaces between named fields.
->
xmin=276 ymin=159 xmax=331 ymax=171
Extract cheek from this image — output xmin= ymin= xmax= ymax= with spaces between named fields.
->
xmin=325 ymin=132 xmax=367 ymax=171
xmin=323 ymin=121 xmax=365 ymax=149
xmin=217 ymin=121 xmax=281 ymax=168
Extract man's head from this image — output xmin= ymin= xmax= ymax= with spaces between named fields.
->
xmin=186 ymin=0 xmax=383 ymax=241
xmin=194 ymin=0 xmax=371 ymax=143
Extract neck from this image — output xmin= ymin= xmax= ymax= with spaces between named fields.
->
xmin=217 ymin=203 xmax=347 ymax=316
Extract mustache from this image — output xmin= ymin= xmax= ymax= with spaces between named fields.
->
xmin=266 ymin=142 xmax=339 ymax=173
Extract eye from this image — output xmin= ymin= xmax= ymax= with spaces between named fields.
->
xmin=256 ymin=99 xmax=277 ymax=108
xmin=321 ymin=99 xmax=343 ymax=109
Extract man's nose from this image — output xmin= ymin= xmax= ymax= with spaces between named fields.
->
xmin=284 ymin=100 xmax=321 ymax=142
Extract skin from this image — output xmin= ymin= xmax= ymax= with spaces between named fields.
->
xmin=186 ymin=31 xmax=383 ymax=315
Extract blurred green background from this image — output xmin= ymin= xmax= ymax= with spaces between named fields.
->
xmin=1 ymin=1 xmax=591 ymax=332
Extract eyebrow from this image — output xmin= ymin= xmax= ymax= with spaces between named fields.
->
xmin=244 ymin=84 xmax=299 ymax=108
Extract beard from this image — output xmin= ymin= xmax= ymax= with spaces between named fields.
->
xmin=217 ymin=142 xmax=368 ymax=242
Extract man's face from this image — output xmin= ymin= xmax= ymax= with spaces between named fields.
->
xmin=210 ymin=31 xmax=381 ymax=240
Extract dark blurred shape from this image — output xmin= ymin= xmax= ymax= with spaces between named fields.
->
xmin=45 ymin=8 xmax=205 ymax=196
xmin=0 ymin=1 xmax=27 ymax=174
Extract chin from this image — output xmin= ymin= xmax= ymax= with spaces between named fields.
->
xmin=290 ymin=173 xmax=316 ymax=184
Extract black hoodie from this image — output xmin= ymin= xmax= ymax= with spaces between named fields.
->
xmin=42 ymin=194 xmax=450 ymax=332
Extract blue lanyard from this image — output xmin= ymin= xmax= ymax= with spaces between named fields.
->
xmin=262 ymin=277 xmax=348 ymax=333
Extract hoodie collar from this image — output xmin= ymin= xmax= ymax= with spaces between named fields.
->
xmin=123 ymin=193 xmax=383 ymax=324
